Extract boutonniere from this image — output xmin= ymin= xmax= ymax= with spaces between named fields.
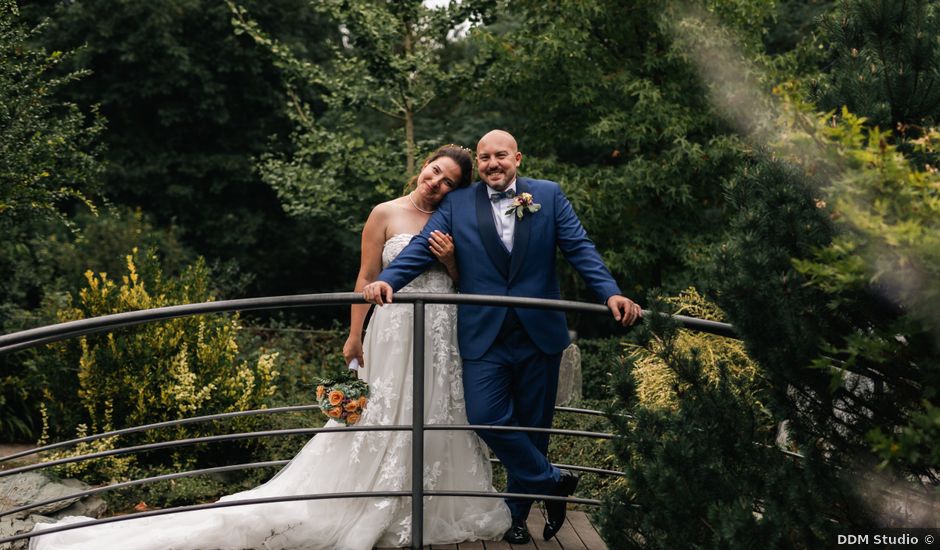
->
xmin=505 ymin=192 xmax=541 ymax=220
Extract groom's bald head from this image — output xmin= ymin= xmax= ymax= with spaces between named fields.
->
xmin=476 ymin=129 xmax=522 ymax=191
xmin=477 ymin=129 xmax=518 ymax=152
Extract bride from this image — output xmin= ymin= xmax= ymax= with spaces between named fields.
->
xmin=30 ymin=144 xmax=511 ymax=549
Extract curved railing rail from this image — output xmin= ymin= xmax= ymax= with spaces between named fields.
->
xmin=0 ymin=292 xmax=737 ymax=354
xmin=0 ymin=292 xmax=736 ymax=548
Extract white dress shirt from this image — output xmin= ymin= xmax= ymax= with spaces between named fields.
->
xmin=487 ymin=179 xmax=517 ymax=252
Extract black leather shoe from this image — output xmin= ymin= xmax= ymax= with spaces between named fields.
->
xmin=543 ymin=469 xmax=580 ymax=540
xmin=503 ymin=517 xmax=531 ymax=544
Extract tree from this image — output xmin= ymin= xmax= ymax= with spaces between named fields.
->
xmin=600 ymin=116 xmax=940 ymax=544
xmin=19 ymin=0 xmax=348 ymax=297
xmin=714 ymin=114 xmax=939 ymax=524
xmin=0 ymin=0 xmax=103 ymax=226
xmin=0 ymin=0 xmax=104 ymax=440
xmin=600 ymin=294 xmax=865 ymax=548
xmin=227 ymin=0 xmax=497 ymax=228
xmin=468 ymin=0 xmax=772 ymax=315
xmin=599 ymin=1 xmax=940 ymax=542
xmin=814 ymin=0 xmax=940 ymax=132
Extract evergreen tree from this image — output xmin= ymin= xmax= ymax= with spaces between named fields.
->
xmin=814 ymin=0 xmax=940 ymax=131
xmin=601 ymin=295 xmax=865 ymax=548
xmin=600 ymin=1 xmax=939 ymax=542
xmin=714 ymin=112 xmax=940 ymax=523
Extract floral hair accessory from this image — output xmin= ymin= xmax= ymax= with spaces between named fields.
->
xmin=443 ymin=143 xmax=474 ymax=156
xmin=505 ymin=192 xmax=541 ymax=219
xmin=314 ymin=368 xmax=369 ymax=426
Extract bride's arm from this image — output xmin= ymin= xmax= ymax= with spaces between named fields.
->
xmin=343 ymin=205 xmax=388 ymax=368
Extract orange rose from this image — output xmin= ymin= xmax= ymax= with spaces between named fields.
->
xmin=328 ymin=390 xmax=344 ymax=405
xmin=346 ymin=413 xmax=360 ymax=425
xmin=326 ymin=406 xmax=343 ymax=418
xmin=358 ymin=396 xmax=368 ymax=409
xmin=316 ymin=385 xmax=325 ymax=400
xmin=344 ymin=400 xmax=359 ymax=412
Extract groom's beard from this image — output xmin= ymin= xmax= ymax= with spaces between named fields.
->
xmin=484 ymin=170 xmax=510 ymax=190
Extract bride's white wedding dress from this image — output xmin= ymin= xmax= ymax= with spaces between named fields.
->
xmin=30 ymin=233 xmax=510 ymax=550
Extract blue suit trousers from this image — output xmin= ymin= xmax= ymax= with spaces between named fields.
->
xmin=462 ymin=321 xmax=563 ymax=521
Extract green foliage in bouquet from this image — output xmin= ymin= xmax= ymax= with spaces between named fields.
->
xmin=314 ymin=369 xmax=369 ymax=426
xmin=40 ymin=248 xmax=279 ymax=481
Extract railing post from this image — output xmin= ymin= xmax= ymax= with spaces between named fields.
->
xmin=411 ymin=299 xmax=425 ymax=550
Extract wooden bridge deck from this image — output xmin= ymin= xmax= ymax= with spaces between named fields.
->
xmin=379 ymin=509 xmax=607 ymax=550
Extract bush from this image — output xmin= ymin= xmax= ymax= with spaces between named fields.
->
xmin=625 ymin=288 xmax=760 ymax=411
xmin=577 ymin=337 xmax=626 ymax=398
xmin=0 ymin=0 xmax=103 ymax=226
xmin=0 ymin=0 xmax=104 ymax=441
xmin=41 ymin=248 xmax=278 ymax=482
xmin=549 ymin=400 xmax=619 ymax=504
xmin=1 ymin=207 xmax=195 ymax=442
xmin=599 ymin=293 xmax=862 ymax=548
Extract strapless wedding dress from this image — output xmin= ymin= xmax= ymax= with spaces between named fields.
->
xmin=30 ymin=233 xmax=510 ymax=550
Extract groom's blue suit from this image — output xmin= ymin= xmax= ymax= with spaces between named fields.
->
xmin=377 ymin=177 xmax=621 ymax=520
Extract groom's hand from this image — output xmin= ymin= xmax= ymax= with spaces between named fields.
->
xmin=363 ymin=281 xmax=394 ymax=306
xmin=607 ymin=295 xmax=642 ymax=327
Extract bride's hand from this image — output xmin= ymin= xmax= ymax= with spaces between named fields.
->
xmin=343 ymin=336 xmax=364 ymax=369
xmin=429 ymin=230 xmax=456 ymax=268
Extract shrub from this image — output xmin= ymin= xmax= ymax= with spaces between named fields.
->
xmin=626 ymin=288 xmax=760 ymax=411
xmin=41 ymin=248 xmax=278 ymax=481
xmin=577 ymin=337 xmax=626 ymax=398
xmin=599 ymin=293 xmax=861 ymax=548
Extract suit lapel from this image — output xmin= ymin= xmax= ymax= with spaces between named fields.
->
xmin=475 ymin=183 xmax=510 ymax=279
xmin=508 ymin=179 xmax=532 ymax=283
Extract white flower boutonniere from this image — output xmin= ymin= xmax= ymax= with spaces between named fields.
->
xmin=505 ymin=192 xmax=541 ymax=220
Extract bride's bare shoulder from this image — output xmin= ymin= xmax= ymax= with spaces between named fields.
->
xmin=371 ymin=197 xmax=409 ymax=215
xmin=364 ymin=198 xmax=411 ymax=241
xmin=366 ymin=198 xmax=402 ymax=220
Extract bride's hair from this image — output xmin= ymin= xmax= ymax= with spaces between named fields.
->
xmin=404 ymin=144 xmax=474 ymax=193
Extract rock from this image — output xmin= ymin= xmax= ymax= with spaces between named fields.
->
xmin=0 ymin=473 xmax=88 ymax=518
xmin=0 ymin=473 xmax=106 ymax=549
xmin=556 ymin=343 xmax=582 ymax=406
xmin=0 ymin=514 xmax=43 ymax=550
xmin=55 ymin=492 xmax=106 ymax=520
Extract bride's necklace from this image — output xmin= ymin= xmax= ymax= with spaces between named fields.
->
xmin=408 ymin=192 xmax=436 ymax=214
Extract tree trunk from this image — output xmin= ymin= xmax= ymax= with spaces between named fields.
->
xmin=405 ymin=107 xmax=415 ymax=176
xmin=403 ymin=20 xmax=415 ymax=176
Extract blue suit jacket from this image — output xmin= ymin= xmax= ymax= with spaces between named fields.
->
xmin=378 ymin=177 xmax=622 ymax=360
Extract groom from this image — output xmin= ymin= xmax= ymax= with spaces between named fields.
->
xmin=363 ymin=130 xmax=641 ymax=543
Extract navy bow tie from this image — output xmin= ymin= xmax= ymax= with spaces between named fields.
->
xmin=489 ymin=189 xmax=516 ymax=202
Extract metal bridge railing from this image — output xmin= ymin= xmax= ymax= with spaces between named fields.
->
xmin=0 ymin=292 xmax=736 ymax=548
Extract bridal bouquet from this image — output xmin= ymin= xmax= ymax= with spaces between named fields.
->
xmin=314 ymin=369 xmax=369 ymax=426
